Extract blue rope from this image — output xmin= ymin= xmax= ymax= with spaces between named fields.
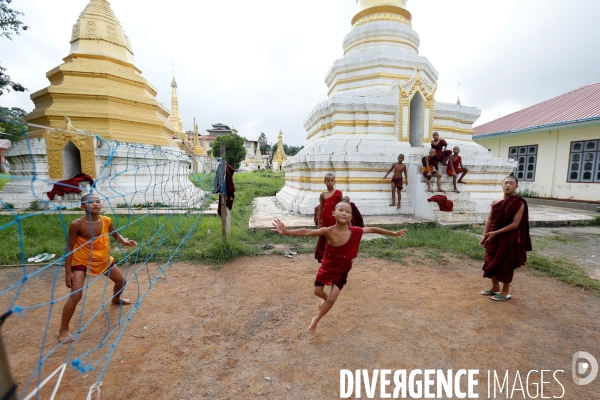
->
xmin=0 ymin=120 xmax=208 ymax=398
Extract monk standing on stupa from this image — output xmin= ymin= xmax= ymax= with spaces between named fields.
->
xmin=315 ymin=173 xmax=343 ymax=263
xmin=480 ymin=173 xmax=532 ymax=301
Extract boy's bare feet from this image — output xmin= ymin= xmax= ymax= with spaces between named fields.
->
xmin=112 ymin=298 xmax=133 ymax=305
xmin=396 ymin=203 xmax=401 ymax=209
xmin=388 ymin=202 xmax=395 ymax=207
xmin=307 ymin=317 xmax=319 ymax=334
xmin=58 ymin=329 xmax=74 ymax=344
xmin=438 ymin=189 xmax=446 ymax=192
xmin=457 ymin=179 xmax=465 ymax=184
xmin=428 ymin=189 xmax=434 ymax=193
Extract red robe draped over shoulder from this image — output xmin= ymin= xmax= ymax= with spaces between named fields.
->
xmin=316 ymin=226 xmax=363 ymax=286
xmin=315 ymin=190 xmax=343 ymax=262
xmin=482 ymin=195 xmax=532 ymax=283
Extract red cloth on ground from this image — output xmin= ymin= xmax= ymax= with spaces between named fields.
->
xmin=217 ymin=164 xmax=236 ymax=217
xmin=446 ymin=155 xmax=462 ymax=175
xmin=391 ymin=177 xmax=403 ymax=190
xmin=315 ymin=226 xmax=363 ymax=288
xmin=349 ymin=202 xmax=364 ymax=228
xmin=427 ymin=195 xmax=454 ymax=212
xmin=315 ymin=189 xmax=343 ymax=262
xmin=482 ymin=195 xmax=532 ymax=283
xmin=47 ymin=173 xmax=94 ymax=200
xmin=431 ymin=139 xmax=452 ymax=160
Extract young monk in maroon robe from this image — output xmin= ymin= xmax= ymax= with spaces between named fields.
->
xmin=431 ymin=131 xmax=452 ymax=165
xmin=422 ymin=149 xmax=445 ymax=193
xmin=315 ymin=173 xmax=343 ymax=263
xmin=341 ymin=196 xmax=364 ymax=227
xmin=446 ymin=146 xmax=469 ymax=192
xmin=480 ymin=173 xmax=532 ymax=301
xmin=272 ymin=202 xmax=407 ymax=333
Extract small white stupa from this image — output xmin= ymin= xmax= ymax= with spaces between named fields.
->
xmin=277 ymin=0 xmax=514 ymax=224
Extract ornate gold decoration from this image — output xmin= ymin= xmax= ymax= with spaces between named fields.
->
xmin=396 ymin=67 xmax=438 ymax=140
xmin=44 ymin=129 xmax=96 ymax=180
xmin=351 ymin=5 xmax=412 ymax=26
xmin=86 ymin=21 xmax=97 ymax=36
xmin=106 ymin=25 xmax=118 ymax=42
xmin=353 ymin=13 xmax=410 ymax=28
xmin=71 ymin=23 xmax=80 ymax=40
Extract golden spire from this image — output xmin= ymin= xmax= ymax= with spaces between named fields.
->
xmin=193 ymin=118 xmax=207 ymax=156
xmin=69 ymin=0 xmax=135 ymax=64
xmin=272 ymin=130 xmax=287 ymax=162
xmin=168 ymin=70 xmax=186 ymax=141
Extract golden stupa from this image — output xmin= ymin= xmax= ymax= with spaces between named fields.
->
xmin=25 ymin=0 xmax=176 ymax=146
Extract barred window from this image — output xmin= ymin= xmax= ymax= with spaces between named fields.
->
xmin=508 ymin=145 xmax=538 ymax=181
xmin=568 ymin=140 xmax=600 ymax=183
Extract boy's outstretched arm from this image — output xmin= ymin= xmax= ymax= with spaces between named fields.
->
xmin=109 ymin=221 xmax=138 ymax=247
xmin=403 ymin=166 xmax=408 ymax=186
xmin=363 ymin=227 xmax=408 ymax=237
xmin=272 ymin=219 xmax=326 ymax=237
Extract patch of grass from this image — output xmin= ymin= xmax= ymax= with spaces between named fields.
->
xmin=525 ymin=255 xmax=600 ymax=297
xmin=0 ymin=173 xmax=10 ymax=191
xmin=360 ymin=223 xmax=485 ymax=262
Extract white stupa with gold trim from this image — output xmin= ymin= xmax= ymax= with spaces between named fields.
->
xmin=277 ymin=0 xmax=514 ymax=224
xmin=1 ymin=0 xmax=201 ymax=209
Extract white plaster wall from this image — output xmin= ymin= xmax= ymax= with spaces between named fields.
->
xmin=474 ymin=123 xmax=600 ymax=202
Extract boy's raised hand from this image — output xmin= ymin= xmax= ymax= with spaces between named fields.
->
xmin=392 ymin=228 xmax=408 ymax=237
xmin=271 ymin=219 xmax=287 ymax=235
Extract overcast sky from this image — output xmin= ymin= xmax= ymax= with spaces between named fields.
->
xmin=2 ymin=0 xmax=599 ymax=146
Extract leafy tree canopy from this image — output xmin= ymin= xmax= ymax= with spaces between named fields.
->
xmin=213 ymin=133 xmax=247 ymax=170
xmin=0 ymin=0 xmax=28 ymax=96
xmin=0 ymin=106 xmax=28 ymax=141
xmin=258 ymin=132 xmax=270 ymax=154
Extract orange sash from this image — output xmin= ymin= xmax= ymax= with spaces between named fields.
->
xmin=71 ymin=215 xmax=114 ymax=276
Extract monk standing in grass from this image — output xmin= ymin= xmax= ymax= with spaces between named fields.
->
xmin=480 ymin=173 xmax=532 ymax=301
xmin=272 ymin=202 xmax=407 ymax=334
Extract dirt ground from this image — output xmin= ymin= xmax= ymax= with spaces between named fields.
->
xmin=3 ymin=250 xmax=600 ymax=399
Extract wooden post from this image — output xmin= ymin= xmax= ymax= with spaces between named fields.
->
xmin=0 ymin=329 xmax=17 ymax=400
xmin=220 ymin=145 xmax=229 ymax=239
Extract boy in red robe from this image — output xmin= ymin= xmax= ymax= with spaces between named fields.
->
xmin=272 ymin=202 xmax=407 ymax=333
xmin=422 ymin=149 xmax=445 ymax=193
xmin=446 ymin=146 xmax=469 ymax=192
xmin=341 ymin=196 xmax=364 ymax=227
xmin=480 ymin=173 xmax=532 ymax=301
xmin=431 ymin=132 xmax=452 ymax=165
xmin=315 ymin=173 xmax=343 ymax=263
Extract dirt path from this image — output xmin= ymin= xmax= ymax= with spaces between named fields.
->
xmin=3 ymin=252 xmax=600 ymax=399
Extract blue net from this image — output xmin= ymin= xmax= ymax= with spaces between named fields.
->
xmin=0 ymin=117 xmax=214 ymax=398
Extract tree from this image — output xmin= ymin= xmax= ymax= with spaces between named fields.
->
xmin=213 ymin=133 xmax=247 ymax=170
xmin=0 ymin=0 xmax=28 ymax=96
xmin=0 ymin=106 xmax=27 ymax=141
xmin=258 ymin=132 xmax=270 ymax=155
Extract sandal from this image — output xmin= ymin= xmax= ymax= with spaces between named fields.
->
xmin=491 ymin=294 xmax=512 ymax=301
xmin=481 ymin=289 xmax=499 ymax=296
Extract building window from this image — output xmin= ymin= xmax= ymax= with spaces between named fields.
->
xmin=246 ymin=143 xmax=251 ymax=149
xmin=208 ymin=142 xmax=212 ymax=148
xmin=508 ymin=145 xmax=538 ymax=181
xmin=568 ymin=140 xmax=600 ymax=183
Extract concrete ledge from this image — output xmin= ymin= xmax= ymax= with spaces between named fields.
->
xmin=527 ymin=198 xmax=600 ymax=212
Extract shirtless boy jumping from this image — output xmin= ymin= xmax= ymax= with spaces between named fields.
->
xmin=272 ymin=202 xmax=407 ymax=334
xmin=59 ymin=194 xmax=137 ymax=344
xmin=383 ymin=154 xmax=408 ymax=209
xmin=315 ymin=173 xmax=343 ymax=263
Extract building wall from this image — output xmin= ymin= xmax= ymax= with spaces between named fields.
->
xmin=475 ymin=123 xmax=600 ymax=202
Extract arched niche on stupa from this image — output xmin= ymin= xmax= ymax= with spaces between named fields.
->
xmin=62 ymin=140 xmax=82 ymax=178
xmin=408 ymin=91 xmax=425 ymax=147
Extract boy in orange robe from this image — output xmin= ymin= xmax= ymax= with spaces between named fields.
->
xmin=314 ymin=173 xmax=343 ymax=263
xmin=272 ymin=202 xmax=407 ymax=334
xmin=59 ymin=194 xmax=138 ymax=344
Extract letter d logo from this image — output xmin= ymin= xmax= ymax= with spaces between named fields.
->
xmin=572 ymin=351 xmax=598 ymax=385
